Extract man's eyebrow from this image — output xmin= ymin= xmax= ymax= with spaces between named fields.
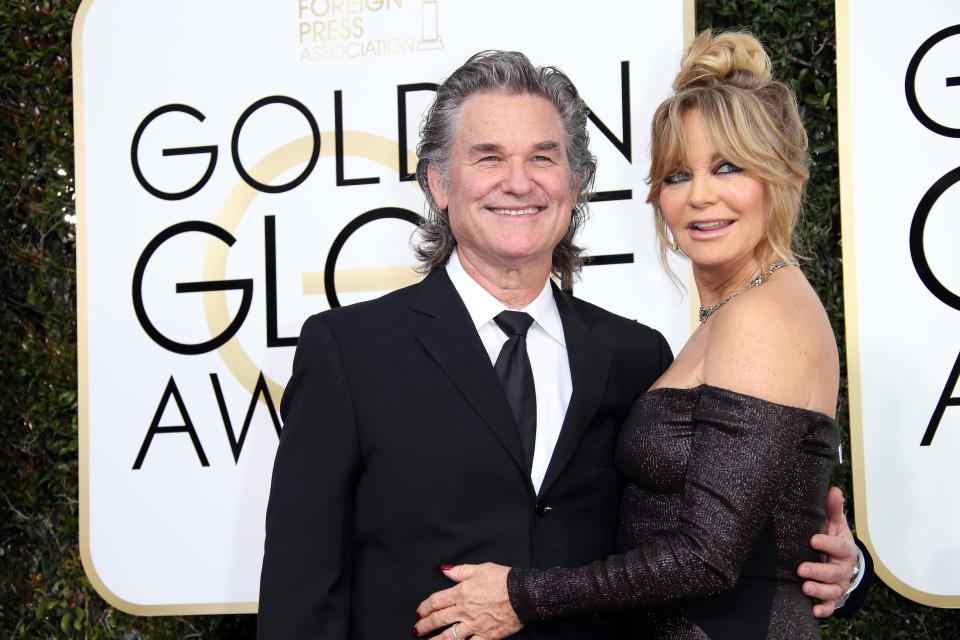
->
xmin=467 ymin=141 xmax=562 ymax=154
xmin=469 ymin=143 xmax=502 ymax=154
xmin=535 ymin=141 xmax=561 ymax=152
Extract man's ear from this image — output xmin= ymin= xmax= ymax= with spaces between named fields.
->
xmin=427 ymin=164 xmax=449 ymax=211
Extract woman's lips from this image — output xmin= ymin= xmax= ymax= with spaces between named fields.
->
xmin=687 ymin=219 xmax=733 ymax=239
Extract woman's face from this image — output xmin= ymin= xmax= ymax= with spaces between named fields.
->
xmin=658 ymin=110 xmax=768 ymax=273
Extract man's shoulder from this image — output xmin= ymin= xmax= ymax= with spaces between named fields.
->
xmin=562 ymin=291 xmax=665 ymax=343
xmin=296 ymin=279 xmax=424 ymax=344
xmin=322 ymin=280 xmax=420 ymax=320
xmin=560 ymin=291 xmax=673 ymax=382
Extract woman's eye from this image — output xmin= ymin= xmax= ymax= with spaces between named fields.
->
xmin=664 ymin=171 xmax=690 ymax=184
xmin=716 ymin=161 xmax=742 ymax=174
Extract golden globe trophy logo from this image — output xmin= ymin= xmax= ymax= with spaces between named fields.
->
xmin=297 ymin=0 xmax=443 ymax=62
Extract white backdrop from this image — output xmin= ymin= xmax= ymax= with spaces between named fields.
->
xmin=838 ymin=0 xmax=960 ymax=608
xmin=74 ymin=0 xmax=693 ymax=614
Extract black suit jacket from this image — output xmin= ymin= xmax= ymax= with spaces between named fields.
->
xmin=257 ymin=268 xmax=672 ymax=639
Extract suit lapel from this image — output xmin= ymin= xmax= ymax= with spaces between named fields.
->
xmin=413 ymin=270 xmax=532 ymax=487
xmin=539 ymin=286 xmax=613 ymax=495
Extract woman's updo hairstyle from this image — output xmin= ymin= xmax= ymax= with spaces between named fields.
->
xmin=647 ymin=30 xmax=809 ymax=275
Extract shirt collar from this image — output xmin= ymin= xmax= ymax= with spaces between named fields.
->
xmin=445 ymin=248 xmax=566 ymax=347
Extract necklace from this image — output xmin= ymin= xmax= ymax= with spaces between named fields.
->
xmin=698 ymin=260 xmax=787 ymax=324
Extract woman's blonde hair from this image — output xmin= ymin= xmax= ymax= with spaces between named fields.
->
xmin=647 ymin=30 xmax=809 ymax=277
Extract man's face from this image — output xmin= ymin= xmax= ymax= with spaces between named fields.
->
xmin=428 ymin=92 xmax=577 ymax=274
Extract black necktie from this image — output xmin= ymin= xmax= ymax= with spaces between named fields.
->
xmin=493 ymin=311 xmax=536 ymax=471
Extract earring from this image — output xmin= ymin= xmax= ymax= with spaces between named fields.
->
xmin=665 ymin=228 xmax=680 ymax=253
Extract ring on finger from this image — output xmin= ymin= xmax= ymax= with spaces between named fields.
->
xmin=450 ymin=622 xmax=460 ymax=640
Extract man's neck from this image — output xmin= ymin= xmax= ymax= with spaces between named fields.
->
xmin=455 ymin=248 xmax=551 ymax=310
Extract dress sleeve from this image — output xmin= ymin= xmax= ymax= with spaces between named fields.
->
xmin=507 ymin=386 xmax=826 ymax=622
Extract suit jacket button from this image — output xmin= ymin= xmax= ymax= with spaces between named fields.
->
xmin=534 ymin=500 xmax=549 ymax=517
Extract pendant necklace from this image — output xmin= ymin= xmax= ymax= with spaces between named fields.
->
xmin=698 ymin=260 xmax=787 ymax=324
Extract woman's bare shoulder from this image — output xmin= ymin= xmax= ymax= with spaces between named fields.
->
xmin=701 ymin=268 xmax=839 ymax=413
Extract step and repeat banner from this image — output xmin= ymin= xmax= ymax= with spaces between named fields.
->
xmin=74 ymin=0 xmax=694 ymax=614
xmin=838 ymin=0 xmax=960 ymax=607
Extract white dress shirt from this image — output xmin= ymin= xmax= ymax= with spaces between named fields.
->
xmin=445 ymin=250 xmax=572 ymax=493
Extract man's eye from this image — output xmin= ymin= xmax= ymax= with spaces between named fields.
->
xmin=532 ymin=155 xmax=553 ymax=162
xmin=664 ymin=171 xmax=690 ymax=184
xmin=478 ymin=155 xmax=499 ymax=162
xmin=716 ymin=161 xmax=743 ymax=174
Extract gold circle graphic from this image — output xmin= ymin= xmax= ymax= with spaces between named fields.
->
xmin=203 ymin=132 xmax=419 ymax=401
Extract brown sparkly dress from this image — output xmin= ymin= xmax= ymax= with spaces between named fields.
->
xmin=507 ymin=385 xmax=838 ymax=639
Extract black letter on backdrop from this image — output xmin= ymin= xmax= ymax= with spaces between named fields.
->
xmin=909 ymin=165 xmax=960 ymax=311
xmin=131 ymin=104 xmax=218 ymax=200
xmin=921 ymin=351 xmax=960 ymax=446
xmin=210 ymin=372 xmax=282 ymax=463
xmin=334 ymin=90 xmax=380 ymax=186
xmin=232 ymin=96 xmax=321 ymax=193
xmin=587 ymin=61 xmax=632 ymax=162
xmin=132 ymin=221 xmax=253 ymax=355
xmin=133 ymin=376 xmax=209 ymax=469
xmin=585 ymin=61 xmax=633 ymax=202
xmin=397 ymin=83 xmax=439 ymax=182
xmin=905 ymin=24 xmax=960 ymax=138
xmin=264 ymin=215 xmax=297 ymax=347
xmin=324 ymin=207 xmax=423 ymax=308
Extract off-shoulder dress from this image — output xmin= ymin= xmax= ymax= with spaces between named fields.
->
xmin=508 ymin=385 xmax=839 ymax=639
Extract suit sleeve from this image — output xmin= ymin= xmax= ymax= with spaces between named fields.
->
xmin=258 ymin=314 xmax=359 ymax=638
xmin=508 ymin=386 xmax=832 ymax=620
xmin=834 ymin=538 xmax=874 ymax=617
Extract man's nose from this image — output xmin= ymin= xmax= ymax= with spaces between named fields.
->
xmin=501 ymin=159 xmax=534 ymax=194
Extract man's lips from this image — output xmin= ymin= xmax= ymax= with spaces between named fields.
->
xmin=486 ymin=206 xmax=543 ymax=216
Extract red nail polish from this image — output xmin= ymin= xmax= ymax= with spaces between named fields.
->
xmin=440 ymin=563 xmax=454 ymax=571
xmin=416 ymin=611 xmax=423 ymax=620
xmin=411 ymin=627 xmax=419 ymax=637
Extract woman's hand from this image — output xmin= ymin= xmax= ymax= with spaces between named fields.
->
xmin=413 ymin=563 xmax=523 ymax=640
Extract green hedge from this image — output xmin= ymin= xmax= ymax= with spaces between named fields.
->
xmin=1 ymin=0 xmax=957 ymax=637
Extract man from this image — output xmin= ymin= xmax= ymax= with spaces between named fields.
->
xmin=258 ymin=51 xmax=865 ymax=639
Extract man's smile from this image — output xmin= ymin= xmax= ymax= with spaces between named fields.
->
xmin=487 ymin=206 xmax=543 ymax=216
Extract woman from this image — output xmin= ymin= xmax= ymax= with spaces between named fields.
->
xmin=414 ymin=30 xmax=841 ymax=639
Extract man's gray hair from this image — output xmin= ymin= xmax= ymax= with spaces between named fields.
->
xmin=414 ymin=50 xmax=597 ymax=287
